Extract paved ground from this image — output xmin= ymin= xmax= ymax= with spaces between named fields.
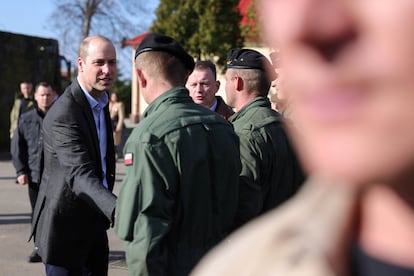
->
xmin=0 ymin=156 xmax=129 ymax=276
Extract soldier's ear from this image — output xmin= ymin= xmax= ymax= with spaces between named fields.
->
xmin=136 ymin=69 xmax=147 ymax=88
xmin=234 ymin=75 xmax=244 ymax=91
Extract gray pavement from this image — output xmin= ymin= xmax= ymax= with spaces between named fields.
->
xmin=0 ymin=156 xmax=129 ymax=276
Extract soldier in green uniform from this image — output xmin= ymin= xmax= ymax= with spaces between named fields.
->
xmin=114 ymin=33 xmax=241 ymax=276
xmin=224 ymin=48 xmax=305 ymax=228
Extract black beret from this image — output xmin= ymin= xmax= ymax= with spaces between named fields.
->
xmin=135 ymin=33 xmax=195 ymax=71
xmin=226 ymin=48 xmax=276 ymax=79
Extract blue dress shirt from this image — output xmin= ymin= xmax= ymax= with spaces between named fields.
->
xmin=78 ymin=79 xmax=109 ymax=189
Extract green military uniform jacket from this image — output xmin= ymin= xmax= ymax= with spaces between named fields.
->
xmin=230 ymin=96 xmax=304 ymax=228
xmin=115 ymin=87 xmax=241 ymax=276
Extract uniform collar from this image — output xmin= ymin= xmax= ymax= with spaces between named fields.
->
xmin=230 ymin=96 xmax=271 ymax=122
xmin=142 ymin=86 xmax=192 ymax=118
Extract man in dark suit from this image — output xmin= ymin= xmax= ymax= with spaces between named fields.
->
xmin=186 ymin=60 xmax=235 ymax=120
xmin=30 ymin=35 xmax=117 ymax=275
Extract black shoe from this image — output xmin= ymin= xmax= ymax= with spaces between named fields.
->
xmin=28 ymin=248 xmax=42 ymax=263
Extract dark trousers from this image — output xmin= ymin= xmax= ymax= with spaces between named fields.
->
xmin=28 ymin=182 xmax=39 ymax=249
xmin=44 ymin=231 xmax=109 ymax=276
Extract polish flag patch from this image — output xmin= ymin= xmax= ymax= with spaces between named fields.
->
xmin=124 ymin=152 xmax=133 ymax=166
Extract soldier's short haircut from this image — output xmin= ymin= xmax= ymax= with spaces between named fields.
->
xmin=136 ymin=51 xmax=188 ymax=87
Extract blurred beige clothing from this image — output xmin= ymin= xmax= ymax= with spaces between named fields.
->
xmin=109 ymin=100 xmax=124 ymax=146
xmin=191 ymin=176 xmax=358 ymax=276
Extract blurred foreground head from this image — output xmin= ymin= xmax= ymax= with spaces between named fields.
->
xmin=259 ymin=0 xmax=414 ymax=187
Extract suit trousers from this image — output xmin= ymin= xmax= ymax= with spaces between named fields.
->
xmin=44 ymin=229 xmax=109 ymax=276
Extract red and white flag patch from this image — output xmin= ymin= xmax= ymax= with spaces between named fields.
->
xmin=124 ymin=152 xmax=133 ymax=166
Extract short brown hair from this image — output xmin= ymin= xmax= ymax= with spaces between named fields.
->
xmin=35 ymin=82 xmax=51 ymax=93
xmin=194 ymin=60 xmax=217 ymax=80
xmin=228 ymin=68 xmax=271 ymax=97
xmin=135 ymin=51 xmax=188 ymax=87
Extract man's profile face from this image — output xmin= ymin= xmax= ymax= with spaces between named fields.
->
xmin=186 ymin=68 xmax=219 ymax=108
xmin=259 ymin=0 xmax=414 ymax=185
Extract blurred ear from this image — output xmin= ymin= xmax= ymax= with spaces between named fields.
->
xmin=78 ymin=57 xmax=84 ymax=72
xmin=234 ymin=75 xmax=244 ymax=91
xmin=136 ymin=69 xmax=147 ymax=88
xmin=214 ymin=80 xmax=221 ymax=94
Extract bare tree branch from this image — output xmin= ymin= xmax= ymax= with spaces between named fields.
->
xmin=47 ymin=0 xmax=158 ymax=80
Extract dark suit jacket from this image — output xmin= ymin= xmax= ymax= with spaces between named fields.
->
xmin=215 ymin=96 xmax=234 ymax=121
xmin=31 ymin=80 xmax=117 ymax=269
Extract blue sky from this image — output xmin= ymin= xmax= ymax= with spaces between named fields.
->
xmin=0 ymin=1 xmax=56 ymax=39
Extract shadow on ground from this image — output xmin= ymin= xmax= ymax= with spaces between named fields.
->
xmin=109 ymin=250 xmax=127 ymax=270
xmin=0 ymin=213 xmax=31 ymax=225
